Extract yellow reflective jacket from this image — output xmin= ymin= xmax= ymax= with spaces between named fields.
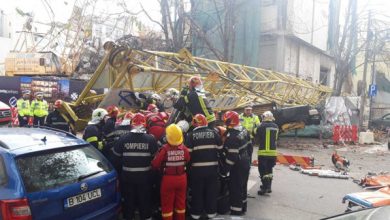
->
xmin=239 ymin=113 xmax=260 ymax=138
xmin=31 ymin=99 xmax=49 ymax=117
xmin=17 ymin=98 xmax=32 ymax=117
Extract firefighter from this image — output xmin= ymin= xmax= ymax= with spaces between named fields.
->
xmin=146 ymin=104 xmax=168 ymax=142
xmin=31 ymin=92 xmax=49 ymax=126
xmin=165 ymin=88 xmax=180 ymax=112
xmin=112 ymin=113 xmax=158 ymax=220
xmin=104 ymin=111 xmax=134 ymax=165
xmin=17 ymin=90 xmax=32 ymax=127
xmin=83 ymin=108 xmax=108 ymax=151
xmin=103 ymin=105 xmax=119 ymax=136
xmin=254 ymin=111 xmax=279 ymax=195
xmin=222 ymin=111 xmax=252 ymax=215
xmin=174 ymin=76 xmax=216 ymax=128
xmin=45 ymin=100 xmax=70 ymax=132
xmin=185 ymin=114 xmax=222 ymax=219
xmin=151 ymin=124 xmax=190 ymax=220
xmin=136 ymin=92 xmax=165 ymax=112
xmin=239 ymin=105 xmax=260 ymax=141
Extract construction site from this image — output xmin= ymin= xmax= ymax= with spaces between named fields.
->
xmin=0 ymin=0 xmax=390 ymax=219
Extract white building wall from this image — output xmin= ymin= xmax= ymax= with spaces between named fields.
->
xmin=259 ymin=4 xmax=278 ymax=32
xmin=286 ymin=0 xmax=329 ymax=51
xmin=283 ymin=38 xmax=335 ymax=87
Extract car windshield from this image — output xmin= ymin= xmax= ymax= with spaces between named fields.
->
xmin=16 ymin=145 xmax=113 ymax=193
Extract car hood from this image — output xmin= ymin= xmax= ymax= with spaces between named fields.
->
xmin=322 ymin=206 xmax=390 ymax=220
xmin=0 ymin=101 xmax=10 ymax=109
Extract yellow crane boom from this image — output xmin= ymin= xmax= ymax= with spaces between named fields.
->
xmin=60 ymin=42 xmax=333 ymax=131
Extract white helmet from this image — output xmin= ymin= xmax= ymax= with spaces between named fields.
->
xmin=89 ymin=108 xmax=108 ymax=125
xmin=262 ymin=111 xmax=275 ymax=121
xmin=150 ymin=93 xmax=161 ymax=102
xmin=176 ymin=120 xmax=190 ymax=133
xmin=166 ymin=88 xmax=179 ymax=100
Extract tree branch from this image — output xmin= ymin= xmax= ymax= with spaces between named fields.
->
xmin=139 ymin=2 xmax=165 ymax=31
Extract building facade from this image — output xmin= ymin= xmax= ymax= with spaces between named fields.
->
xmin=191 ymin=0 xmax=336 ymax=87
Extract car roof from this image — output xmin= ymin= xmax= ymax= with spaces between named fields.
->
xmin=0 ymin=127 xmax=87 ymax=155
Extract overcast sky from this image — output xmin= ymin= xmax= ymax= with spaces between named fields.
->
xmin=1 ymin=0 xmax=389 ymax=35
xmin=2 ymin=0 xmax=163 ymax=31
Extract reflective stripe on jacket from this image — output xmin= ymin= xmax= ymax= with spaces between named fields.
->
xmin=255 ymin=122 xmax=279 ymax=156
xmin=17 ymin=99 xmax=32 ymax=116
xmin=31 ymin=100 xmax=48 ymax=117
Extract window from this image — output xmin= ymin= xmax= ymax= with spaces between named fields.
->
xmin=0 ymin=156 xmax=7 ymax=186
xmin=320 ymin=67 xmax=329 ymax=86
xmin=16 ymin=145 xmax=112 ymax=193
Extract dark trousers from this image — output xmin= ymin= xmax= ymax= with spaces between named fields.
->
xmin=258 ymin=156 xmax=276 ymax=189
xmin=18 ymin=115 xmax=28 ymax=127
xmin=229 ymin=158 xmax=250 ymax=215
xmin=189 ymin=168 xmax=218 ymax=218
xmin=122 ymin=180 xmax=152 ymax=220
xmin=33 ymin=116 xmax=45 ymax=126
xmin=242 ymin=162 xmax=250 ymax=213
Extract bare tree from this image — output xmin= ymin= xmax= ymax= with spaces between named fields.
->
xmin=140 ymin=0 xmax=191 ymax=52
xmin=189 ymin=0 xmax=238 ymax=62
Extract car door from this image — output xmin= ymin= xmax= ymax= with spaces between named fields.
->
xmin=16 ymin=145 xmax=119 ymax=220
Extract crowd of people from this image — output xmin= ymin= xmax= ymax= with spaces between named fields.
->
xmin=16 ymin=76 xmax=280 ymax=220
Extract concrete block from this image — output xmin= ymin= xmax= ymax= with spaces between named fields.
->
xmin=359 ymin=132 xmax=375 ymax=144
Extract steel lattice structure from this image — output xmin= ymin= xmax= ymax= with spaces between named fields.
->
xmin=61 ymin=43 xmax=333 ymax=131
xmin=108 ymin=46 xmax=333 ymax=107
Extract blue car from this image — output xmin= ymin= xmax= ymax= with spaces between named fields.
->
xmin=0 ymin=127 xmax=121 ymax=220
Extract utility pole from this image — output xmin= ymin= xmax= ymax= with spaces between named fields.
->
xmin=368 ymin=33 xmax=377 ymax=128
xmin=359 ymin=11 xmax=372 ymax=129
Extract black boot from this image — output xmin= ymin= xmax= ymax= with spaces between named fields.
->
xmin=257 ymin=179 xmax=268 ymax=195
xmin=267 ymin=179 xmax=272 ymax=193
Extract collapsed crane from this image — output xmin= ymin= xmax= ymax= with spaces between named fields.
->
xmin=59 ymin=42 xmax=333 ymax=132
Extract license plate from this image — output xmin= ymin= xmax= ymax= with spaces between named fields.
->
xmin=65 ymin=188 xmax=101 ymax=208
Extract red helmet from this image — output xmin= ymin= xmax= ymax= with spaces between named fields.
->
xmin=120 ymin=112 xmax=135 ymax=126
xmin=188 ymin=76 xmax=202 ymax=90
xmin=132 ymin=113 xmax=146 ymax=127
xmin=147 ymin=104 xmax=158 ymax=112
xmin=124 ymin=112 xmax=134 ymax=120
xmin=54 ymin=100 xmax=62 ymax=109
xmin=222 ymin=111 xmax=240 ymax=127
xmin=192 ymin=114 xmax=208 ymax=127
xmin=106 ymin=105 xmax=119 ymax=117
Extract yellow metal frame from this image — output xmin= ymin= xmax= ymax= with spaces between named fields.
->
xmin=61 ymin=44 xmax=333 ymax=131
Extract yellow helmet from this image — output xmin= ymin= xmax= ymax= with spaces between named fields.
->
xmin=165 ymin=124 xmax=183 ymax=146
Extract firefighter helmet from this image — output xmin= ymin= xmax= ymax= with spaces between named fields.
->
xmin=188 ymin=76 xmax=203 ymax=90
xmin=192 ymin=114 xmax=208 ymax=127
xmin=89 ymin=108 xmax=108 ymax=125
xmin=132 ymin=113 xmax=146 ymax=127
xmin=147 ymin=104 xmax=158 ymax=113
xmin=54 ymin=100 xmax=62 ymax=109
xmin=262 ymin=111 xmax=275 ymax=121
xmin=222 ymin=111 xmax=240 ymax=127
xmin=166 ymin=88 xmax=179 ymax=100
xmin=177 ymin=120 xmax=190 ymax=133
xmin=106 ymin=105 xmax=119 ymax=118
xmin=150 ymin=93 xmax=162 ymax=102
xmin=166 ymin=124 xmax=183 ymax=146
xmin=120 ymin=111 xmax=135 ymax=126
